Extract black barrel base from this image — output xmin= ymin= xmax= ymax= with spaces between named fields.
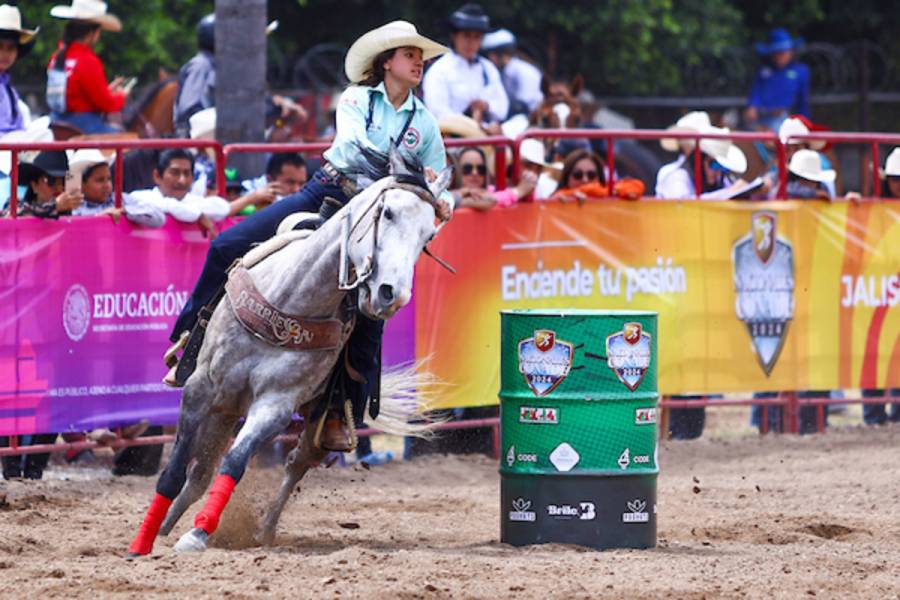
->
xmin=501 ymin=472 xmax=657 ymax=550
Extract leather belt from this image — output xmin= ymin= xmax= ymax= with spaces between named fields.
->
xmin=321 ymin=161 xmax=357 ymax=199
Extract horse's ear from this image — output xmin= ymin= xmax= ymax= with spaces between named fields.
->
xmin=387 ymin=143 xmax=407 ymax=177
xmin=429 ymin=166 xmax=454 ymax=200
xmin=570 ymin=74 xmax=584 ymax=98
xmin=540 ymin=73 xmax=550 ymax=98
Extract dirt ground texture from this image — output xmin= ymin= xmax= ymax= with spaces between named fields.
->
xmin=0 ymin=408 xmax=898 ymax=599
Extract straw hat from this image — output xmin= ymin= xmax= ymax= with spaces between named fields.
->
xmin=788 ymin=149 xmax=835 ymax=183
xmin=50 ymin=0 xmax=121 ymax=33
xmin=698 ymin=126 xmax=747 ymax=174
xmin=0 ymin=117 xmax=53 ymax=174
xmin=189 ymin=107 xmax=216 ymax=140
xmin=438 ymin=114 xmax=483 ymax=139
xmin=0 ymin=4 xmax=38 ymax=44
xmin=344 ymin=21 xmax=448 ymax=84
xmin=778 ymin=117 xmax=825 ymax=151
xmin=67 ymin=148 xmax=113 ymax=177
xmin=883 ymin=147 xmax=900 ymax=178
xmin=661 ymin=111 xmax=711 ymax=152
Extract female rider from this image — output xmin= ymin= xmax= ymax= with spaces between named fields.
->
xmin=167 ymin=22 xmax=451 ymax=449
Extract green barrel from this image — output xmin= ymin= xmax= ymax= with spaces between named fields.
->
xmin=499 ymin=309 xmax=658 ymax=550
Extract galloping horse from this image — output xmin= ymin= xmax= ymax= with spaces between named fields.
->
xmin=128 ymin=146 xmax=453 ymax=556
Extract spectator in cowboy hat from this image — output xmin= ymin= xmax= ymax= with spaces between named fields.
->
xmin=423 ymin=3 xmax=509 ymax=132
xmin=46 ymin=0 xmax=131 ymax=134
xmin=0 ymin=4 xmax=37 ymax=135
xmin=655 ymin=111 xmax=711 ymax=198
xmin=656 ymin=124 xmax=749 ymax=200
xmin=759 ymin=116 xmax=837 ymax=198
xmin=2 ymin=150 xmax=83 ymax=218
xmin=745 ymin=28 xmax=810 ymax=130
xmin=480 ymin=28 xmax=543 ymax=117
xmin=784 ymin=149 xmax=835 ymax=200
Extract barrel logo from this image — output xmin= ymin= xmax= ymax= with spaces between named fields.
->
xmin=606 ymin=323 xmax=652 ymax=391
xmin=518 ymin=329 xmax=574 ymax=396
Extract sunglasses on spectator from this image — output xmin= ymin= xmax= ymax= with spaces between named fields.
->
xmin=461 ymin=163 xmax=487 ymax=176
xmin=571 ymin=169 xmax=598 ymax=181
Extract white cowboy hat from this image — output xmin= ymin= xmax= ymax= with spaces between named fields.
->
xmin=883 ymin=147 xmax=900 ymax=177
xmin=0 ymin=117 xmax=53 ymax=174
xmin=67 ymin=148 xmax=114 ymax=176
xmin=661 ymin=111 xmax=711 ymax=152
xmin=0 ymin=4 xmax=38 ymax=44
xmin=698 ymin=126 xmax=747 ymax=174
xmin=520 ymin=138 xmax=552 ymax=168
xmin=788 ymin=149 xmax=835 ymax=183
xmin=778 ymin=117 xmax=825 ymax=151
xmin=50 ymin=0 xmax=121 ymax=32
xmin=344 ymin=21 xmax=448 ymax=84
xmin=189 ymin=107 xmax=216 ymax=140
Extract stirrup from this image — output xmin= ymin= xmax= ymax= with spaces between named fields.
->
xmin=312 ymin=400 xmax=357 ymax=453
xmin=164 ymin=330 xmax=189 ymax=368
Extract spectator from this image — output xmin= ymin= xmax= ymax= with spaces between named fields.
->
xmin=656 ymin=126 xmax=748 ymax=199
xmin=67 ymin=149 xmax=166 ymax=226
xmin=783 ymin=149 xmax=834 ymax=200
xmin=243 ymin=152 xmax=308 ymax=198
xmin=449 ymin=146 xmax=534 ymax=210
xmin=173 ymin=13 xmax=215 ymax=137
xmin=46 ymin=0 xmax=130 ymax=134
xmin=0 ymin=118 xmax=54 ymax=210
xmin=480 ymin=28 xmax=542 ymax=117
xmin=127 ymin=148 xmax=229 ymax=236
xmin=0 ymin=4 xmax=37 ymax=135
xmin=3 ymin=150 xmax=82 ymax=218
xmin=1 ymin=433 xmax=57 ymax=479
xmin=745 ymin=28 xmax=810 ymax=130
xmin=519 ymin=137 xmax=560 ymax=200
xmin=422 ymin=3 xmax=509 ymax=132
xmin=757 ymin=116 xmax=835 ymax=198
xmin=551 ymin=149 xmax=645 ymax=202
xmin=655 ymin=111 xmax=711 ymax=197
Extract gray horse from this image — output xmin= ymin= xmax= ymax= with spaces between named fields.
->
xmin=128 ymin=147 xmax=453 ymax=556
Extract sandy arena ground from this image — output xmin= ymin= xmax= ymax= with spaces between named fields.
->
xmin=1 ymin=409 xmax=898 ymax=599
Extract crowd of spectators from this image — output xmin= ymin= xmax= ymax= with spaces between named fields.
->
xmin=2 ymin=2 xmax=898 ymax=478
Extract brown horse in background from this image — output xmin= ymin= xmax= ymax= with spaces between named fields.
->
xmin=125 ymin=69 xmax=179 ymax=138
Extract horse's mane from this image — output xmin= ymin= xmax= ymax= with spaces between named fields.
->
xmin=345 ymin=143 xmax=430 ymax=192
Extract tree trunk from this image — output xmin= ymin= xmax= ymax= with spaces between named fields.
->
xmin=215 ymin=0 xmax=266 ymax=177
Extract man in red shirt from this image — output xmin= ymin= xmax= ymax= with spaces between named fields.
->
xmin=46 ymin=1 xmax=129 ymax=133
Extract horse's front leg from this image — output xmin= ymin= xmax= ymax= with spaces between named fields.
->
xmin=174 ymin=395 xmax=293 ymax=553
xmin=257 ymin=414 xmax=327 ymax=546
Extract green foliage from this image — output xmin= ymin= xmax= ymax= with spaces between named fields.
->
xmin=13 ymin=1 xmax=211 ymax=86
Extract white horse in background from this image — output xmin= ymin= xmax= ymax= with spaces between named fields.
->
xmin=128 ymin=146 xmax=453 ymax=556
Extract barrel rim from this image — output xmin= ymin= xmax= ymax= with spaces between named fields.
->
xmin=500 ymin=309 xmax=658 ymax=317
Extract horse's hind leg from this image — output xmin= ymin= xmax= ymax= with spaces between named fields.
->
xmin=174 ymin=395 xmax=293 ymax=553
xmin=159 ymin=412 xmax=238 ymax=537
xmin=127 ymin=394 xmax=206 ymax=556
xmin=257 ymin=426 xmax=327 ymax=546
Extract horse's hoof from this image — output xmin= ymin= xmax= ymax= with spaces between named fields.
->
xmin=174 ymin=528 xmax=209 ymax=553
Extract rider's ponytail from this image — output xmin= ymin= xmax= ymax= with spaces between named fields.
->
xmin=55 ymin=20 xmax=102 ymax=70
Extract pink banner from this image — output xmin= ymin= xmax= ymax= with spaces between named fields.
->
xmin=0 ymin=217 xmax=414 ymax=436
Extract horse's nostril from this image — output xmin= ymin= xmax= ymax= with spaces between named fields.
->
xmin=378 ymin=284 xmax=395 ymax=304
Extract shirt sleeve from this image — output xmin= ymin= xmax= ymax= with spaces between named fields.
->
xmin=794 ymin=64 xmax=811 ymax=118
xmin=416 ymin=113 xmax=454 ymax=207
xmin=656 ymin=168 xmax=695 ymax=199
xmin=422 ymin=59 xmax=453 ymax=121
xmin=515 ymin=60 xmax=545 ymax=112
xmin=481 ymin=60 xmax=510 ymax=123
xmin=192 ymin=194 xmax=231 ymax=222
xmin=74 ymin=51 xmax=125 ymax=113
xmin=747 ymin=69 xmax=765 ymax=108
xmin=174 ymin=59 xmax=215 ymax=126
xmin=123 ymin=195 xmax=166 ymax=228
xmin=332 ymin=87 xmax=380 ymax=152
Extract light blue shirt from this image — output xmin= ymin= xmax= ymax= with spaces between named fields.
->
xmin=323 ymin=82 xmax=447 ymax=178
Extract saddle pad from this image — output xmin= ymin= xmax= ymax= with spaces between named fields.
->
xmin=225 ymin=265 xmax=345 ymax=350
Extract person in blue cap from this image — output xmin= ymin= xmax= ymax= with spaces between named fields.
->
xmin=480 ymin=28 xmax=543 ymax=118
xmin=745 ymin=28 xmax=810 ymax=130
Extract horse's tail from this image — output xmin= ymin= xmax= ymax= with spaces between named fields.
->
xmin=369 ymin=362 xmax=448 ymax=439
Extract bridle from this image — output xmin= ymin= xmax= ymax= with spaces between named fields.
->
xmin=338 ymin=180 xmax=454 ymax=291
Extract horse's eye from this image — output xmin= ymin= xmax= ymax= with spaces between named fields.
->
xmin=383 ymin=208 xmax=394 ymax=221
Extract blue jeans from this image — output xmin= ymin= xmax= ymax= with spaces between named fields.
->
xmin=51 ymin=111 xmax=120 ymax=134
xmin=861 ymin=389 xmax=900 ymax=425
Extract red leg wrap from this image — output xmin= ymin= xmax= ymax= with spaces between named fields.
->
xmin=193 ymin=474 xmax=237 ymax=535
xmin=128 ymin=493 xmax=173 ymax=556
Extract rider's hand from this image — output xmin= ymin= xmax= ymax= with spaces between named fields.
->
xmin=55 ymin=190 xmax=83 ymax=213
